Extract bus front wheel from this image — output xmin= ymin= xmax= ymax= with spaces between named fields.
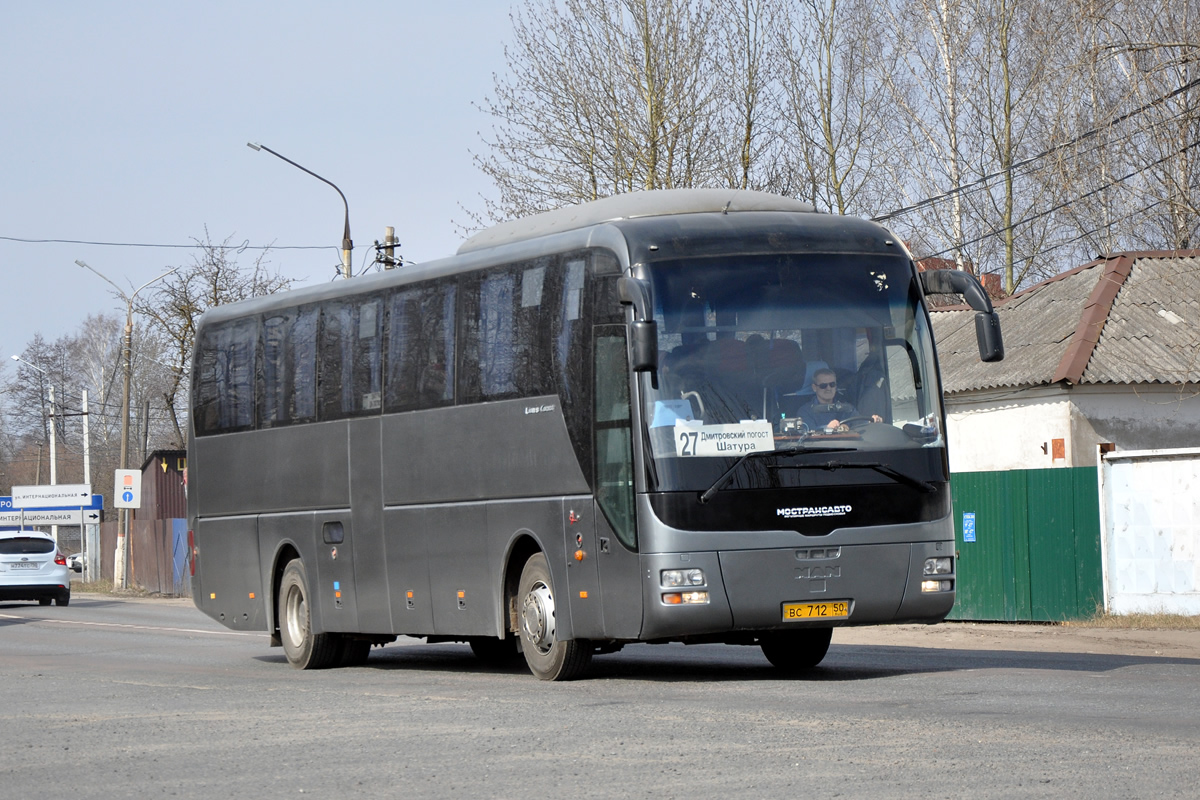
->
xmin=279 ymin=559 xmax=341 ymax=669
xmin=759 ymin=627 xmax=833 ymax=672
xmin=517 ymin=553 xmax=592 ymax=681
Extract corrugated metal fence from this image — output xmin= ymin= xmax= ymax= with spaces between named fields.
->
xmin=948 ymin=468 xmax=1103 ymax=621
xmin=99 ymin=519 xmax=191 ymax=597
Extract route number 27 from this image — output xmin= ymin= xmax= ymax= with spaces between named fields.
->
xmin=678 ymin=431 xmax=699 ymax=456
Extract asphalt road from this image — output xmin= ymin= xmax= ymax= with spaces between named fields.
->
xmin=2 ymin=594 xmax=1198 ymax=799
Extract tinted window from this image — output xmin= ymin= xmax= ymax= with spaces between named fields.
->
xmin=594 ymin=327 xmax=635 ymax=548
xmin=554 ymin=257 xmax=593 ymax=479
xmin=0 ymin=537 xmax=55 ymax=555
xmin=385 ymin=281 xmax=456 ymax=412
xmin=259 ymin=305 xmax=319 ymax=427
xmin=320 ymin=296 xmax=384 ymax=420
xmin=460 ymin=260 xmax=555 ymax=403
xmin=194 ymin=318 xmax=257 ymax=435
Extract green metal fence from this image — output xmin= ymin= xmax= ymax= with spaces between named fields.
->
xmin=947 ymin=467 xmax=1102 ymax=621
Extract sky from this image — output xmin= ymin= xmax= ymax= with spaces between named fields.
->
xmin=1 ymin=1 xmax=515 ymax=375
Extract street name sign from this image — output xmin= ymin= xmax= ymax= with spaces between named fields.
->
xmin=12 ymin=484 xmax=93 ymax=509
xmin=0 ymin=494 xmax=104 ymax=512
xmin=0 ymin=509 xmax=101 ymax=526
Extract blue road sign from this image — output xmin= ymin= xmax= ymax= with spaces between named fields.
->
xmin=963 ymin=511 xmax=976 ymax=543
xmin=0 ymin=494 xmax=104 ymax=512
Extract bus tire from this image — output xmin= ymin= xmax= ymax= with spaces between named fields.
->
xmin=760 ymin=627 xmax=833 ymax=672
xmin=279 ymin=559 xmax=341 ymax=669
xmin=517 ymin=553 xmax=592 ymax=681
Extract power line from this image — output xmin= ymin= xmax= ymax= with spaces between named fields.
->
xmin=0 ymin=235 xmax=336 ymax=252
xmin=873 ymin=76 xmax=1200 ymax=223
xmin=923 ymin=137 xmax=1200 ymax=259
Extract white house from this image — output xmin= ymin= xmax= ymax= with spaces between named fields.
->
xmin=930 ymin=250 xmax=1200 ymax=473
xmin=931 ymin=250 xmax=1200 ymax=615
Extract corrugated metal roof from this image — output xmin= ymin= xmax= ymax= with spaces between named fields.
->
xmin=931 ymin=251 xmax=1200 ymax=393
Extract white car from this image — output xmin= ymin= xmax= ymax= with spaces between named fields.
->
xmin=0 ymin=530 xmax=77 ymax=606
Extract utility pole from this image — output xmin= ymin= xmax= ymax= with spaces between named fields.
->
xmin=76 ymin=260 xmax=177 ymax=589
xmin=82 ymin=388 xmax=95 ymax=582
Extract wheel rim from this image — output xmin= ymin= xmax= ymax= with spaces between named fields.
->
xmin=284 ymin=582 xmax=307 ymax=649
xmin=521 ymin=580 xmax=556 ymax=655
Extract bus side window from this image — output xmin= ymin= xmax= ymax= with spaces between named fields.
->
xmin=385 ymin=282 xmax=456 ymax=412
xmin=258 ymin=306 xmax=319 ymax=428
xmin=319 ymin=295 xmax=384 ymax=419
xmin=594 ymin=326 xmax=636 ymax=549
xmin=460 ymin=259 xmax=556 ymax=404
xmin=194 ymin=318 xmax=257 ymax=435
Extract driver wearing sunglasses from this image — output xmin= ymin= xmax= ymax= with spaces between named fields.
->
xmin=799 ymin=367 xmax=882 ymax=432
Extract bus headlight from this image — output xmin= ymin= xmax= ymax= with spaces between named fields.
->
xmin=924 ymin=557 xmax=952 ymax=575
xmin=661 ymin=568 xmax=705 ymax=587
xmin=662 ymin=591 xmax=710 ymax=605
xmin=921 ymin=579 xmax=953 ymax=593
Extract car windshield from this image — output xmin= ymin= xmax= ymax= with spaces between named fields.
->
xmin=0 ymin=537 xmax=55 ymax=555
xmin=642 ymin=252 xmax=945 ymax=494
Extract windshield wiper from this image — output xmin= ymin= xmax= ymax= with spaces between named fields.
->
xmin=697 ymin=445 xmax=855 ymax=504
xmin=769 ymin=459 xmax=938 ymax=493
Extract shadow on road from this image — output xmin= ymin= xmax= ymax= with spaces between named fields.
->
xmin=254 ymin=639 xmax=1200 ymax=682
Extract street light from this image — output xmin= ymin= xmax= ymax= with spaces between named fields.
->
xmin=247 ymin=142 xmax=353 ymax=279
xmin=75 ymin=260 xmax=178 ymax=589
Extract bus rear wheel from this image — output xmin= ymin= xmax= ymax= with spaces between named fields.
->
xmin=760 ymin=627 xmax=833 ymax=672
xmin=517 ymin=553 xmax=592 ymax=681
xmin=279 ymin=559 xmax=341 ymax=669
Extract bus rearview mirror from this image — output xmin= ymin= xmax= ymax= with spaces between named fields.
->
xmin=975 ymin=311 xmax=1004 ymax=362
xmin=920 ymin=269 xmax=1005 ymax=363
xmin=630 ymin=320 xmax=658 ymax=372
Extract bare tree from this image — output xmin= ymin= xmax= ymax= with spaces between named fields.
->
xmin=775 ymin=0 xmax=900 ymax=215
xmin=469 ymin=0 xmax=723 ymax=225
xmin=134 ymin=232 xmax=290 ymax=446
xmin=960 ymin=0 xmax=1074 ymax=292
xmin=712 ymin=0 xmax=790 ymax=193
xmin=881 ymin=0 xmax=982 ymax=270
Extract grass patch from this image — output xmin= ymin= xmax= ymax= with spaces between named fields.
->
xmin=1064 ymin=610 xmax=1200 ymax=630
xmin=74 ymin=579 xmax=151 ymax=597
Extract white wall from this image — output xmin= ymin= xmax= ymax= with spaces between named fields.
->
xmin=1100 ymin=448 xmax=1200 ymax=615
xmin=945 ymin=383 xmax=1200 ymax=473
xmin=945 ymin=385 xmax=1079 ymax=472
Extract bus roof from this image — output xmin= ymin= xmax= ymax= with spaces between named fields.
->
xmin=458 ymin=189 xmax=817 ymax=255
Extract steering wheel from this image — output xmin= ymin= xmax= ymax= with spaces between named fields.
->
xmin=826 ymin=415 xmax=877 ymax=432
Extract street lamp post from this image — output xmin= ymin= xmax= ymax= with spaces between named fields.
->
xmin=246 ymin=142 xmax=353 ymax=279
xmin=75 ymin=260 xmax=178 ymax=589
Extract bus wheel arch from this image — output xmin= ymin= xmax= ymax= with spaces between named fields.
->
xmin=278 ymin=558 xmax=341 ymax=669
xmin=516 ymin=551 xmax=592 ymax=681
xmin=270 ymin=544 xmax=302 ymax=645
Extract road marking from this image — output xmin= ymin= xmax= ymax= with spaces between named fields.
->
xmin=0 ymin=613 xmax=263 ymax=637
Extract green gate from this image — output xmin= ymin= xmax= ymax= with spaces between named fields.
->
xmin=947 ymin=467 xmax=1102 ymax=621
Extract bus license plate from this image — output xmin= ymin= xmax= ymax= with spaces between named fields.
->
xmin=782 ymin=601 xmax=849 ymax=621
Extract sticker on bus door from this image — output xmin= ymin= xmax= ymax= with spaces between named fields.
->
xmin=674 ymin=420 xmax=776 ymax=457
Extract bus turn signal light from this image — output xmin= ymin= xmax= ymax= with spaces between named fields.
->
xmin=662 ymin=591 xmax=709 ymax=605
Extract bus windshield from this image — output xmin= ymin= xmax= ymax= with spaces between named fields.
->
xmin=643 ymin=252 xmax=945 ymax=494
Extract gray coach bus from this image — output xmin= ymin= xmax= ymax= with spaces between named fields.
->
xmin=188 ymin=189 xmax=1003 ymax=680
